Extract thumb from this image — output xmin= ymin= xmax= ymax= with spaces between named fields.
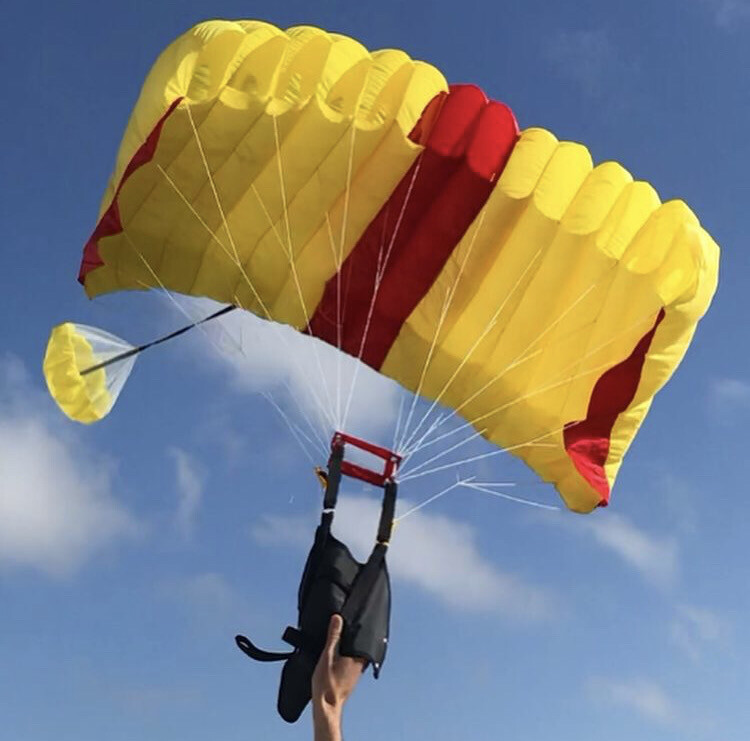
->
xmin=324 ymin=614 xmax=344 ymax=662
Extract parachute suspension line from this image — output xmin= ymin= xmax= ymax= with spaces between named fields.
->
xmin=79 ymin=303 xmax=236 ymax=375
xmin=401 ymin=315 xmax=606 ymax=459
xmin=396 ymin=476 xmax=557 ymax=522
xmin=156 ymin=161 xmax=289 ymax=354
xmin=400 ymin=351 xmax=640 ymax=481
xmin=401 ymin=305 xmax=660 ymax=461
xmin=401 ymin=313 xmax=614 ymax=460
xmin=152 ymin=180 xmax=334 ymax=445
xmin=271 ymin=115 xmax=338 ymax=424
xmin=156 ymin=165 xmax=236 ymax=266
xmin=123 ymin=235 xmax=255 ymax=368
xmin=323 ymin=213 xmax=345 ymax=427
xmin=123 ymin=235 xmax=330 ymax=459
xmin=318 ymin=124 xmax=359 ymax=428
xmin=231 ymin=302 xmax=329 ymax=457
xmin=156 ymin=160 xmax=304 ymax=356
xmin=396 ymin=209 xmax=488 ymax=454
xmin=261 ymin=391 xmax=318 ymax=464
xmin=400 ymin=262 xmax=620 ymax=458
xmin=391 ymin=392 xmax=407 ymax=453
xmin=180 ymin=106 xmax=336 ymax=434
xmin=184 ymin=107 xmax=332 ymax=434
xmin=131 ymin=233 xmax=328 ymax=455
xmin=223 ymin=291 xmax=329 ymax=457
xmin=456 ymin=343 xmax=650 ymax=434
xmin=153 ymin=175 xmax=334 ymax=444
xmin=459 ymin=481 xmax=560 ymax=511
xmin=185 ymin=107 xmax=246 ymax=272
xmin=340 ymin=156 xmax=425 ymax=432
xmin=398 ymin=245 xmax=546 ymax=455
xmin=124 ymin=232 xmax=225 ymax=333
xmin=455 ymin=309 xmax=662 ymax=431
xmin=402 ymin=410 xmax=468 ymax=462
xmin=245 ymin=185 xmax=338 ymax=433
xmin=398 ymin=428 xmax=561 ymax=483
xmin=393 ymin=477 xmax=475 ymax=523
xmin=398 ymin=349 xmax=541 ymax=463
xmin=397 ymin=425 xmax=487 ymax=479
xmin=463 ymin=480 xmax=517 ymax=488
xmin=334 ymin=123 xmax=359 ymax=429
xmin=401 ymin=256 xmax=605 ymax=455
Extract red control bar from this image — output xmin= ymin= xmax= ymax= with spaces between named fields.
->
xmin=330 ymin=432 xmax=402 ymax=487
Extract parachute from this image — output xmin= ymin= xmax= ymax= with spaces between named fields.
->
xmin=46 ymin=20 xmax=719 ymax=513
xmin=44 ymin=323 xmax=137 ymax=423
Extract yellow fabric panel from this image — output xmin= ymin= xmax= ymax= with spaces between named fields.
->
xmin=84 ymin=21 xmax=448 ymax=330
xmin=603 ymin=220 xmax=720 ymax=487
xmin=100 ymin=20 xmax=276 ymax=214
xmin=267 ymin=59 xmax=440 ymax=326
xmin=43 ymin=324 xmax=111 ymax=424
xmin=382 ymin=129 xmax=719 ymax=513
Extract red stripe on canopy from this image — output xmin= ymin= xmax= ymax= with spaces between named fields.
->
xmin=563 ymin=308 xmax=666 ymax=506
xmin=307 ymin=84 xmax=519 ymax=369
xmin=78 ymin=97 xmax=184 ymax=284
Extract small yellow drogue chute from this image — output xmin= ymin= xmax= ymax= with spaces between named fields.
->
xmin=44 ymin=306 xmax=235 ymax=424
xmin=43 ymin=323 xmax=136 ymax=424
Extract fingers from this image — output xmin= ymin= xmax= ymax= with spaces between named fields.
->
xmin=324 ymin=614 xmax=344 ymax=663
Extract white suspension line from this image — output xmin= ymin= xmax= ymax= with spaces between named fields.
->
xmin=340 ymin=156 xmax=425 ymax=432
xmin=397 ymin=210 xmax=488 ymax=452
xmin=393 ymin=476 xmax=476 ymax=522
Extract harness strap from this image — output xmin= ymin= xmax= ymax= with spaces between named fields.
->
xmin=376 ymin=481 xmax=398 ymax=545
xmin=235 ymin=634 xmax=294 ymax=662
xmin=323 ymin=443 xmax=344 ymax=513
xmin=282 ymin=626 xmax=321 ymax=654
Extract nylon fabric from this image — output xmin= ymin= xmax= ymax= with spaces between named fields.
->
xmin=43 ymin=323 xmax=135 ymax=423
xmin=75 ymin=20 xmax=719 ymax=512
xmin=382 ymin=130 xmax=718 ymax=511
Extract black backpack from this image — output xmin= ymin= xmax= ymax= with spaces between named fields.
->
xmin=235 ymin=438 xmax=397 ymax=723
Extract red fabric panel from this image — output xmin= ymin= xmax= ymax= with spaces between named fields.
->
xmin=78 ymin=97 xmax=184 ymax=284
xmin=563 ymin=309 xmax=666 ymax=505
xmin=307 ymin=84 xmax=519 ymax=369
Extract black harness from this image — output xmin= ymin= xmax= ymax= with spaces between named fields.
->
xmin=235 ymin=435 xmax=398 ymax=723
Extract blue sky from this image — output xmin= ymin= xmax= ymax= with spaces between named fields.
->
xmin=1 ymin=1 xmax=748 ymax=739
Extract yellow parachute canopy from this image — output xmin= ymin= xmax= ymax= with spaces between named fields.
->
xmin=67 ymin=20 xmax=718 ymax=512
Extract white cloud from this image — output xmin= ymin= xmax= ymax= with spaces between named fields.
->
xmin=670 ymin=604 xmax=730 ymax=662
xmin=700 ymin=0 xmax=750 ymax=28
xmin=176 ymin=571 xmax=240 ymax=614
xmin=592 ymin=677 xmax=681 ymax=727
xmin=546 ymin=28 xmax=617 ymax=96
xmin=572 ymin=513 xmax=679 ymax=587
xmin=654 ymin=472 xmax=700 ymax=536
xmin=591 ymin=675 xmax=715 ymax=734
xmin=708 ymin=377 xmax=750 ymax=423
xmin=253 ymin=494 xmax=555 ymax=620
xmin=181 ymin=297 xmax=403 ymax=453
xmin=165 ymin=571 xmax=257 ymax=637
xmin=169 ymin=447 xmax=204 ymax=537
xmin=0 ymin=355 xmax=137 ymax=576
xmin=253 ymin=511 xmax=312 ymax=549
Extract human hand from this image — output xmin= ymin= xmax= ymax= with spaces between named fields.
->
xmin=312 ymin=614 xmax=365 ymax=729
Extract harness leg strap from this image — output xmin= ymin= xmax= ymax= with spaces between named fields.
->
xmin=235 ymin=635 xmax=294 ymax=662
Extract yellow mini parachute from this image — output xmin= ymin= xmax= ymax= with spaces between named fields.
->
xmin=44 ymin=323 xmax=136 ymax=423
xmin=46 ymin=20 xmax=719 ymax=513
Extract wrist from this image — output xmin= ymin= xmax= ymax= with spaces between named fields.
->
xmin=313 ymin=698 xmax=343 ymax=741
